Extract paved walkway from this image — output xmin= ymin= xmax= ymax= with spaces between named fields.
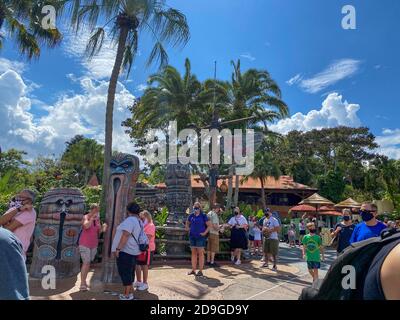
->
xmin=29 ymin=243 xmax=336 ymax=300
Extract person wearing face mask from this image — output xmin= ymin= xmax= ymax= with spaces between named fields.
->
xmin=0 ymin=189 xmax=36 ymax=258
xmin=350 ymin=202 xmax=387 ymax=244
xmin=262 ymin=209 xmax=281 ymax=271
xmin=186 ymin=202 xmax=211 ymax=277
xmin=330 ymin=209 xmax=356 ymax=255
xmin=302 ymin=223 xmax=323 ymax=283
xmin=134 ymin=210 xmax=156 ymax=291
xmin=227 ymin=207 xmax=248 ymax=265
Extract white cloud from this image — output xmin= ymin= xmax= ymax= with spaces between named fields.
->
xmin=136 ymin=84 xmax=148 ymax=92
xmin=0 ymin=66 xmax=136 ymax=159
xmin=62 ymin=28 xmax=118 ymax=80
xmin=376 ymin=129 xmax=400 ymax=159
xmin=0 ymin=58 xmax=26 ymax=74
xmin=287 ymin=59 xmax=361 ymax=94
xmin=240 ymin=52 xmax=256 ymax=62
xmin=286 ymin=73 xmax=302 ymax=86
xmin=270 ymin=92 xmax=361 ymax=134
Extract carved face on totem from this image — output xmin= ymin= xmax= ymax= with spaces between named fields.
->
xmin=101 ymin=153 xmax=140 ymax=283
xmin=30 ymin=188 xmax=85 ymax=279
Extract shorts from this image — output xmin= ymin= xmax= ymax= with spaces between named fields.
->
xmin=288 ymin=235 xmax=296 ymax=242
xmin=116 ymin=252 xmax=137 ymax=286
xmin=79 ymin=245 xmax=97 ymax=264
xmin=253 ymin=240 xmax=262 ymax=247
xmin=137 ymin=251 xmax=154 ymax=266
xmin=307 ymin=261 xmax=321 ymax=269
xmin=248 ymin=235 xmax=255 ymax=241
xmin=190 ymin=236 xmax=207 ymax=249
xmin=299 ymin=230 xmax=306 ymax=236
xmin=207 ymin=234 xmax=220 ymax=253
xmin=264 ymin=239 xmax=279 ymax=255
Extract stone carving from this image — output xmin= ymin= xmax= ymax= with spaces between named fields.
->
xmin=101 ymin=153 xmax=140 ymax=283
xmin=165 ymin=163 xmax=192 ymax=224
xmin=30 ymin=188 xmax=85 ymax=278
xmin=165 ymin=163 xmax=192 ymax=255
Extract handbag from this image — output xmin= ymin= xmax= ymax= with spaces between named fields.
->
xmin=131 ymin=218 xmax=149 ymax=252
xmin=136 ymin=250 xmax=149 ymax=264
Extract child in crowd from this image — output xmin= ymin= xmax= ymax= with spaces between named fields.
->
xmin=252 ymin=219 xmax=262 ymax=256
xmin=302 ymin=222 xmax=323 ymax=283
xmin=288 ymin=223 xmax=296 ymax=247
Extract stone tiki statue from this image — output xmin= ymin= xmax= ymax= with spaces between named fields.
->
xmin=30 ymin=188 xmax=85 ymax=279
xmin=101 ymin=153 xmax=140 ymax=283
xmin=165 ymin=163 xmax=192 ymax=255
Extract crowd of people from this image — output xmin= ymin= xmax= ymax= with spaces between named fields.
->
xmin=0 ymin=189 xmax=400 ymax=300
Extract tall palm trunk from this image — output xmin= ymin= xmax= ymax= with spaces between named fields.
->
xmin=226 ymin=165 xmax=234 ymax=209
xmin=101 ymin=25 xmax=129 ymax=210
xmin=260 ymin=177 xmax=267 ymax=210
xmin=233 ymin=174 xmax=240 ymax=206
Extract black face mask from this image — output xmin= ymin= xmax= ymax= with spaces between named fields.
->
xmin=343 ymin=216 xmax=351 ymax=222
xmin=309 ymin=229 xmax=316 ymax=234
xmin=360 ymin=210 xmax=374 ymax=222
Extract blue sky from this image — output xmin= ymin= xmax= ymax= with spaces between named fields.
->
xmin=0 ymin=0 xmax=399 ymax=160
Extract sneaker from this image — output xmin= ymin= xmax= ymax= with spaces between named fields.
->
xmin=272 ymin=265 xmax=278 ymax=272
xmin=261 ymin=263 xmax=269 ymax=268
xmin=187 ymin=270 xmax=196 ymax=276
xmin=133 ymin=281 xmax=143 ymax=288
xmin=138 ymin=283 xmax=149 ymax=291
xmin=260 ymin=257 xmax=265 ymax=262
xmin=79 ymin=284 xmax=88 ymax=292
xmin=231 ymin=256 xmax=235 ymax=262
xmin=235 ymin=260 xmax=241 ymax=265
xmin=119 ymin=293 xmax=134 ymax=301
xmin=210 ymin=262 xmax=220 ymax=268
xmin=196 ymin=271 xmax=204 ymax=277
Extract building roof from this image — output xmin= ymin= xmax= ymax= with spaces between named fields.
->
xmin=156 ymin=175 xmax=316 ymax=191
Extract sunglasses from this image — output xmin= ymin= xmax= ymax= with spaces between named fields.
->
xmin=194 ymin=207 xmax=200 ymax=210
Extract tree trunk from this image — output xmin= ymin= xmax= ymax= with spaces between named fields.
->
xmin=226 ymin=165 xmax=234 ymax=209
xmin=101 ymin=26 xmax=129 ymax=213
xmin=233 ymin=174 xmax=239 ymax=206
xmin=260 ymin=177 xmax=267 ymax=210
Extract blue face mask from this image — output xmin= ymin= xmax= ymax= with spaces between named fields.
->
xmin=360 ymin=210 xmax=374 ymax=222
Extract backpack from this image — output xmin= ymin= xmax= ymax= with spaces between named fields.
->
xmin=299 ymin=228 xmax=400 ymax=300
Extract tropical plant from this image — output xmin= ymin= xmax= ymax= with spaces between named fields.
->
xmin=0 ymin=0 xmax=63 ymax=58
xmin=71 ymin=0 xmax=190 ymax=210
xmin=61 ymin=138 xmax=104 ymax=185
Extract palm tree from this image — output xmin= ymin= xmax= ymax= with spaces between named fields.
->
xmin=61 ymin=138 xmax=104 ymax=185
xmin=130 ymin=58 xmax=204 ymax=137
xmin=242 ymin=141 xmax=282 ymax=210
xmin=71 ymin=0 xmax=190 ymax=207
xmin=0 ymin=0 xmax=62 ymax=58
xmin=225 ymin=60 xmax=289 ymax=206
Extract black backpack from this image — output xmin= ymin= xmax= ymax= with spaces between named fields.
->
xmin=299 ymin=228 xmax=400 ymax=300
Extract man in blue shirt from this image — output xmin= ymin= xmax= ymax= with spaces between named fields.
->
xmin=350 ymin=202 xmax=387 ymax=244
xmin=0 ymin=227 xmax=30 ymax=300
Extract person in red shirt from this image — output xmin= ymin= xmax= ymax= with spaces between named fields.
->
xmin=134 ymin=210 xmax=156 ymax=291
xmin=78 ymin=204 xmax=107 ymax=291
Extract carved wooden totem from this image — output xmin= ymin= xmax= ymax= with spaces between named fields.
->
xmin=101 ymin=153 xmax=139 ymax=283
xmin=30 ymin=188 xmax=85 ymax=278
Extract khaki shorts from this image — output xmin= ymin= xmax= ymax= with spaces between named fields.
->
xmin=264 ymin=239 xmax=279 ymax=256
xmin=207 ymin=233 xmax=220 ymax=253
xmin=79 ymin=245 xmax=97 ymax=264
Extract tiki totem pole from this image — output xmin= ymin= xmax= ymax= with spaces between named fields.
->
xmin=30 ymin=188 xmax=85 ymax=278
xmin=101 ymin=153 xmax=140 ymax=283
xmin=165 ymin=163 xmax=192 ymax=255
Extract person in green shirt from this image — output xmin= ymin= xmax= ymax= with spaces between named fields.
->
xmin=302 ymin=222 xmax=323 ymax=283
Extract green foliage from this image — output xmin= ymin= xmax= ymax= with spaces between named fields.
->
xmin=81 ymin=186 xmax=102 ymax=211
xmin=154 ymin=207 xmax=169 ymax=241
xmin=317 ymin=170 xmax=346 ymax=203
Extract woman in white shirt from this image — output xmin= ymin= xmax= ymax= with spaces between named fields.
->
xmin=226 ymin=207 xmax=248 ymax=265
